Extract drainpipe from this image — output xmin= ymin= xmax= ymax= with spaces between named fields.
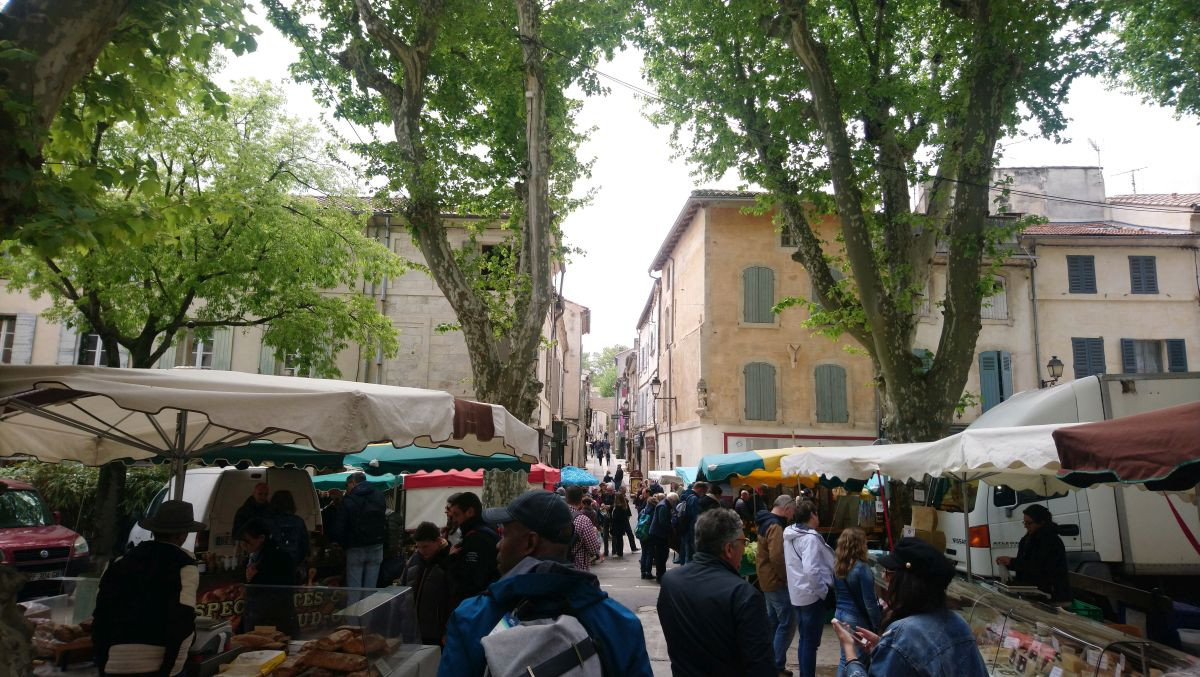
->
xmin=375 ymin=216 xmax=393 ymax=384
xmin=361 ymin=219 xmax=383 ymax=382
xmin=1023 ymin=244 xmax=1044 ymax=387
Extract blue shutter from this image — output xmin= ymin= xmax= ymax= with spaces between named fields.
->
xmin=1000 ymin=351 xmax=1014 ymax=401
xmin=1120 ymin=338 xmax=1137 ymax=373
xmin=1067 ymin=256 xmax=1096 ymax=294
xmin=912 ymin=348 xmax=933 ymax=374
xmin=1087 ymin=339 xmax=1106 ymax=376
xmin=743 ymin=267 xmax=775 ymax=323
xmin=815 ymin=364 xmax=848 ymax=423
xmin=1071 ymin=338 xmax=1089 ymax=378
xmin=1073 ymin=338 xmax=1106 ymax=378
xmin=745 ymin=362 xmax=776 ymax=420
xmin=1166 ymin=339 xmax=1188 ymax=373
xmin=979 ymin=352 xmax=1001 ymax=412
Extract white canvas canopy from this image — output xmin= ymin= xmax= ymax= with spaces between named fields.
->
xmin=0 ymin=366 xmax=539 ymax=498
xmin=780 ymin=423 xmax=1079 ymax=578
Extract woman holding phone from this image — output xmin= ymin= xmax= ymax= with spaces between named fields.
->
xmin=832 ymin=538 xmax=987 ymax=677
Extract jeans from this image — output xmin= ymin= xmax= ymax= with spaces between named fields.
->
xmin=639 ymin=537 xmax=652 ymax=575
xmin=765 ymin=588 xmax=796 ymax=671
xmin=794 ymin=597 xmax=827 ymax=677
xmin=345 ymin=544 xmax=384 ymax=601
xmin=833 ymin=611 xmax=868 ymax=677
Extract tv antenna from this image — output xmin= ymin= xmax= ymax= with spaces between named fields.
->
xmin=1112 ymin=166 xmax=1147 ymax=194
xmin=1087 ymin=139 xmax=1102 ymax=169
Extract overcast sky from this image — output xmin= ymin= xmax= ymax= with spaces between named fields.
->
xmin=221 ymin=11 xmax=1200 ymax=354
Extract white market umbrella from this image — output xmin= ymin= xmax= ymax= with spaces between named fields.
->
xmin=780 ymin=424 xmax=1078 ymax=578
xmin=0 ymin=366 xmax=539 ymax=499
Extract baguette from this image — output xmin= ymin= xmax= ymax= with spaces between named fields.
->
xmin=340 ymin=634 xmax=387 ymax=656
xmin=302 ymin=650 xmax=368 ymax=673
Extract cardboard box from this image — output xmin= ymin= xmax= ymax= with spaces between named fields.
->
xmin=911 ymin=506 xmax=938 ymax=532
xmin=905 ymin=527 xmax=947 ymax=553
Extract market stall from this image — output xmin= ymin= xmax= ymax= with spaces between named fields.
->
xmin=527 ymin=463 xmax=560 ymax=490
xmin=400 ymin=469 xmax=483 ymax=529
xmin=1054 ymin=401 xmax=1200 ymax=491
xmin=345 ymin=444 xmax=531 ymax=475
xmin=558 ymin=465 xmax=598 ymax=486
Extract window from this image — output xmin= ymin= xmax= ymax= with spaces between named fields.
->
xmin=781 ymin=229 xmax=796 ymax=247
xmin=1066 ymin=255 xmax=1097 ymax=293
xmin=1071 ymin=338 xmax=1106 ymax=378
xmin=912 ymin=348 xmax=934 ymax=374
xmin=77 ymin=333 xmax=109 ymax=366
xmin=978 ymin=350 xmax=1013 ymax=412
xmin=742 ymin=266 xmax=775 ymax=324
xmin=1129 ymin=256 xmax=1158 ymax=294
xmin=1120 ymin=338 xmax=1187 ymax=373
xmin=814 ymin=364 xmax=849 ymax=423
xmin=480 ymin=244 xmax=511 ymax=291
xmin=175 ymin=332 xmax=214 ymax=368
xmin=278 ymin=351 xmax=310 ymax=377
xmin=0 ymin=316 xmax=15 ymax=364
xmin=744 ymin=362 xmax=777 ymax=421
xmin=981 ymin=277 xmax=1008 ymax=320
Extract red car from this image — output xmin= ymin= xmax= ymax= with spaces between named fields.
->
xmin=0 ymin=478 xmax=90 ymax=584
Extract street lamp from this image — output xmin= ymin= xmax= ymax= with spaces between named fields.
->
xmin=649 ymin=374 xmax=676 ymax=470
xmin=1040 ymin=355 xmax=1065 ymax=388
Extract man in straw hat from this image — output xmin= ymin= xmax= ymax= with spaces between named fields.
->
xmin=92 ymin=500 xmax=205 ymax=677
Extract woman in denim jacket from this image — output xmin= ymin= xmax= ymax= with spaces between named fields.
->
xmin=833 ymin=528 xmax=883 ymax=676
xmin=833 ymin=538 xmax=987 ymax=677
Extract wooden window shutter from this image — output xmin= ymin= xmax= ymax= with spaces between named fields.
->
xmin=212 ymin=328 xmax=234 ymax=370
xmin=1067 ymin=256 xmax=1096 ymax=294
xmin=814 ymin=364 xmax=848 ymax=422
xmin=744 ymin=362 xmax=776 ymax=420
xmin=12 ymin=313 xmax=37 ymax=365
xmin=1166 ymin=339 xmax=1188 ymax=372
xmin=982 ymin=277 xmax=1009 ymax=320
xmin=743 ymin=267 xmax=774 ymax=323
xmin=1000 ymin=351 xmax=1014 ymax=401
xmin=1072 ymin=337 xmax=1106 ymax=378
xmin=55 ymin=325 xmax=79 ymax=365
xmin=978 ymin=351 xmax=1002 ymax=412
xmin=1129 ymin=256 xmax=1158 ymax=294
xmin=1120 ymin=338 xmax=1137 ymax=373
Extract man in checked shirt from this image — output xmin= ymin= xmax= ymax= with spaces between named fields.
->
xmin=564 ymin=485 xmax=602 ymax=571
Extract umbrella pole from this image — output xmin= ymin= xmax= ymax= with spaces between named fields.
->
xmin=961 ymin=476 xmax=973 ymax=581
xmin=172 ymin=411 xmax=189 ymax=501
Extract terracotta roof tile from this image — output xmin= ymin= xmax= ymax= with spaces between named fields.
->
xmin=1107 ymin=193 xmax=1200 ymax=209
xmin=1021 ymin=222 xmax=1192 ymax=237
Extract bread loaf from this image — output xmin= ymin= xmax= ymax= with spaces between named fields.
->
xmin=302 ymin=649 xmax=368 ymax=672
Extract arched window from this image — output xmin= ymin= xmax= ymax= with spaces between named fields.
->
xmin=814 ymin=364 xmax=849 ymax=423
xmin=744 ymin=362 xmax=777 ymax=421
xmin=743 ymin=266 xmax=775 ymax=323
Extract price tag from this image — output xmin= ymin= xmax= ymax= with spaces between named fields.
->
xmin=1085 ymin=648 xmax=1101 ymax=667
xmin=1003 ymin=635 xmax=1021 ymax=649
xmin=1049 ymin=667 xmax=1064 ymax=677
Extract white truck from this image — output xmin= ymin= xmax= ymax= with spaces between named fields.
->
xmin=928 ymin=373 xmax=1200 ymax=591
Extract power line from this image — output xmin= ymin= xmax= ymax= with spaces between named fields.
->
xmin=537 ymin=39 xmax=1198 ymax=216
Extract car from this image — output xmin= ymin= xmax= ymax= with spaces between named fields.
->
xmin=0 ymin=478 xmax=91 ymax=587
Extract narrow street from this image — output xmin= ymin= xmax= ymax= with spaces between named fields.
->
xmin=584 ymin=457 xmax=842 ymax=676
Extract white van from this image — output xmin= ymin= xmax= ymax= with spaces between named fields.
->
xmin=128 ymin=466 xmax=323 ymax=557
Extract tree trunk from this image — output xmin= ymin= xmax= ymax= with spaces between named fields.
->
xmin=89 ymin=461 xmax=126 ymax=570
xmin=0 ymin=0 xmax=129 ymax=234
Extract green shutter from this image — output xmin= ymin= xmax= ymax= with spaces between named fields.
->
xmin=1067 ymin=256 xmax=1096 ymax=294
xmin=1000 ymin=351 xmax=1013 ymax=401
xmin=912 ymin=348 xmax=933 ymax=374
xmin=743 ymin=267 xmax=774 ymax=323
xmin=979 ymin=351 xmax=1001 ymax=411
xmin=1166 ymin=339 xmax=1188 ymax=372
xmin=745 ymin=362 xmax=776 ymax=420
xmin=815 ymin=364 xmax=848 ymax=423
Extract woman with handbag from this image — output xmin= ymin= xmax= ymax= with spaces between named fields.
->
xmin=833 ymin=527 xmax=882 ymax=677
xmin=784 ymin=500 xmax=836 ymax=677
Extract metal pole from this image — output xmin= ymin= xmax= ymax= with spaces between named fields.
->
xmin=962 ymin=475 xmax=973 ymax=580
xmin=172 ymin=411 xmax=188 ymax=501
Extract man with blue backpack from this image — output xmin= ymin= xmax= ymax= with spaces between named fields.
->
xmin=438 ymin=490 xmax=652 ymax=677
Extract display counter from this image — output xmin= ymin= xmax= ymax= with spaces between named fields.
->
xmin=24 ymin=579 xmax=439 ymax=677
xmin=946 ymin=578 xmax=1197 ymax=677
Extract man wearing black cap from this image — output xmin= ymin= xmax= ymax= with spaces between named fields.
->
xmin=834 ymin=538 xmax=987 ymax=677
xmin=437 ymin=490 xmax=653 ymax=677
xmin=92 ymin=500 xmax=205 ymax=677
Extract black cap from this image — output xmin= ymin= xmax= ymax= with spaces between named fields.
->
xmin=483 ymin=490 xmax=575 ymax=544
xmin=878 ymin=537 xmax=955 ymax=578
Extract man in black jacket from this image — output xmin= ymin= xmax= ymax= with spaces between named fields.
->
xmin=657 ymin=508 xmax=776 ymax=677
xmin=93 ymin=500 xmax=205 ymax=677
xmin=333 ymin=472 xmax=387 ymax=593
xmin=446 ymin=491 xmax=499 ymax=608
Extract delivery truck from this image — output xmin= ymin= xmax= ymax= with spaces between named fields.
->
xmin=924 ymin=373 xmax=1200 ymax=600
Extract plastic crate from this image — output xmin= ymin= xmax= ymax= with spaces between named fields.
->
xmin=1069 ymin=599 xmax=1103 ymax=621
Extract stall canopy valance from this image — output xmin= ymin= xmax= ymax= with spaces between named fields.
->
xmin=1054 ymin=401 xmax=1200 ymax=491
xmin=559 ymin=465 xmax=598 ymax=486
xmin=345 ymin=445 xmax=531 ymax=474
xmin=312 ymin=471 xmax=399 ymax=491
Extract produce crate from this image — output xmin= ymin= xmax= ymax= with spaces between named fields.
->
xmin=1069 ymin=599 xmax=1103 ymax=621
